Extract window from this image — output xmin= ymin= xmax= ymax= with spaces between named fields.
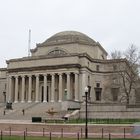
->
xmin=113 ymin=65 xmax=117 ymax=71
xmin=88 ymin=62 xmax=90 ymax=67
xmin=95 ymin=91 xmax=101 ymax=101
xmin=111 ymin=88 xmax=119 ymax=101
xmin=96 ymin=65 xmax=100 ymax=71
xmin=101 ymin=54 xmax=105 ymax=60
xmin=96 ymin=83 xmax=100 ymax=88
xmin=94 ymin=84 xmax=102 ymax=101
xmin=48 ymin=49 xmax=67 ymax=56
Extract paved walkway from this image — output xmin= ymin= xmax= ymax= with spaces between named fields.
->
xmin=0 ymin=119 xmax=32 ymax=124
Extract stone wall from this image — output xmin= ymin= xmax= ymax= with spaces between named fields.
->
xmin=80 ymin=103 xmax=140 ymax=119
xmin=0 ymin=69 xmax=7 ymax=102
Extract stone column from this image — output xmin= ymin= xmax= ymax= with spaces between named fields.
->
xmin=58 ymin=73 xmax=62 ymax=102
xmin=81 ymin=72 xmax=88 ymax=97
xmin=28 ymin=75 xmax=32 ymax=102
xmin=66 ymin=73 xmax=71 ymax=100
xmin=21 ymin=75 xmax=25 ymax=103
xmin=8 ymin=76 xmax=12 ymax=102
xmin=43 ymin=74 xmax=47 ymax=102
xmin=51 ymin=73 xmax=55 ymax=102
xmin=14 ymin=76 xmax=18 ymax=103
xmin=75 ymin=73 xmax=79 ymax=101
xmin=35 ymin=74 xmax=39 ymax=102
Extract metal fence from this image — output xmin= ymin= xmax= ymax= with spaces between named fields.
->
xmin=0 ymin=127 xmax=140 ymax=140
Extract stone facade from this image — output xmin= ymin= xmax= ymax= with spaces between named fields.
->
xmin=0 ymin=31 xmax=138 ymax=107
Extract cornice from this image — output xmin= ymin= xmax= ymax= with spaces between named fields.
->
xmin=6 ymin=52 xmax=126 ymax=66
xmin=80 ymin=66 xmax=120 ymax=74
xmin=0 ymin=68 xmax=7 ymax=71
xmin=79 ymin=53 xmax=126 ymax=64
xmin=7 ymin=64 xmax=81 ymax=73
xmin=6 ymin=53 xmax=78 ymax=63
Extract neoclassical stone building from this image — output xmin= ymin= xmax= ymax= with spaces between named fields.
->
xmin=0 ymin=31 xmax=138 ymax=105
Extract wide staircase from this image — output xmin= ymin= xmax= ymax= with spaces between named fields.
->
xmin=0 ymin=102 xmax=70 ymax=121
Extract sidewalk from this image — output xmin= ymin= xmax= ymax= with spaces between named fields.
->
xmin=0 ymin=119 xmax=32 ymax=124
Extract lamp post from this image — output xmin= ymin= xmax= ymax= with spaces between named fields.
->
xmin=3 ymin=91 xmax=6 ymax=103
xmin=84 ymin=86 xmax=88 ymax=139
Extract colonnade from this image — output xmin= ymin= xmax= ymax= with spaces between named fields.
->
xmin=8 ymin=72 xmax=79 ymax=103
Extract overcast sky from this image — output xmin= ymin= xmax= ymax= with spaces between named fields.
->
xmin=0 ymin=0 xmax=140 ymax=67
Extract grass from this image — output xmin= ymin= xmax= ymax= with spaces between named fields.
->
xmin=65 ymin=118 xmax=140 ymax=124
xmin=34 ymin=118 xmax=140 ymax=124
xmin=1 ymin=136 xmax=139 ymax=140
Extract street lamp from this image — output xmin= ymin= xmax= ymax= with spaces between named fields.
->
xmin=84 ymin=86 xmax=89 ymax=139
xmin=3 ymin=91 xmax=6 ymax=103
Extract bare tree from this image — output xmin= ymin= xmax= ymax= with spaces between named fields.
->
xmin=111 ymin=50 xmax=122 ymax=59
xmin=111 ymin=45 xmax=140 ymax=104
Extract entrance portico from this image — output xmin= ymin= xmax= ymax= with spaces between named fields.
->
xmin=8 ymin=72 xmax=79 ymax=103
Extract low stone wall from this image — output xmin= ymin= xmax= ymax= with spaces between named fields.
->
xmin=80 ymin=103 xmax=140 ymax=119
xmin=61 ymin=101 xmax=80 ymax=110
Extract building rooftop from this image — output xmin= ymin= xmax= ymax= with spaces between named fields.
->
xmin=38 ymin=31 xmax=96 ymax=46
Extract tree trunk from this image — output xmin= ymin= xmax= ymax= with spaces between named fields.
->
xmin=126 ymin=96 xmax=129 ymax=104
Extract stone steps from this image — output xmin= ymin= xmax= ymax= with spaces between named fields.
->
xmin=0 ymin=103 xmax=67 ymax=120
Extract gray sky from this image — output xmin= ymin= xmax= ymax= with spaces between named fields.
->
xmin=0 ymin=0 xmax=140 ymax=67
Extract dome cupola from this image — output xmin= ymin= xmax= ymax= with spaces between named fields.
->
xmin=38 ymin=31 xmax=96 ymax=46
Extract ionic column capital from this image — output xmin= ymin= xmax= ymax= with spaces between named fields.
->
xmin=43 ymin=73 xmax=48 ymax=77
xmin=35 ymin=74 xmax=39 ymax=77
xmin=74 ymin=72 xmax=79 ymax=75
xmin=21 ymin=75 xmax=25 ymax=78
xmin=27 ymin=74 xmax=32 ymax=78
xmin=8 ymin=75 xmax=12 ymax=79
xmin=66 ymin=72 xmax=71 ymax=75
xmin=14 ymin=75 xmax=18 ymax=79
xmin=58 ymin=73 xmax=63 ymax=76
xmin=50 ymin=73 xmax=55 ymax=76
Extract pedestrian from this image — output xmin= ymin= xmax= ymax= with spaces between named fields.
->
xmin=22 ymin=109 xmax=25 ymax=115
xmin=3 ymin=110 xmax=5 ymax=115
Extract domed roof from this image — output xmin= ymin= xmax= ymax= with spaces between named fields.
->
xmin=40 ymin=31 xmax=96 ymax=46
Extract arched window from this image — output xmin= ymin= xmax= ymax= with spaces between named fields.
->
xmin=48 ymin=49 xmax=67 ymax=56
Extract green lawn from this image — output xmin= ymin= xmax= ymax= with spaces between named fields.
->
xmin=1 ymin=136 xmax=139 ymax=140
xmin=65 ymin=118 xmax=140 ymax=124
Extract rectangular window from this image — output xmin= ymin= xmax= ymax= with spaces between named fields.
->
xmin=111 ymin=88 xmax=119 ymax=101
xmin=113 ymin=65 xmax=117 ymax=71
xmin=94 ymin=87 xmax=102 ymax=101
xmin=96 ymin=91 xmax=101 ymax=101
xmin=96 ymin=65 xmax=100 ymax=71
xmin=96 ymin=83 xmax=100 ymax=88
